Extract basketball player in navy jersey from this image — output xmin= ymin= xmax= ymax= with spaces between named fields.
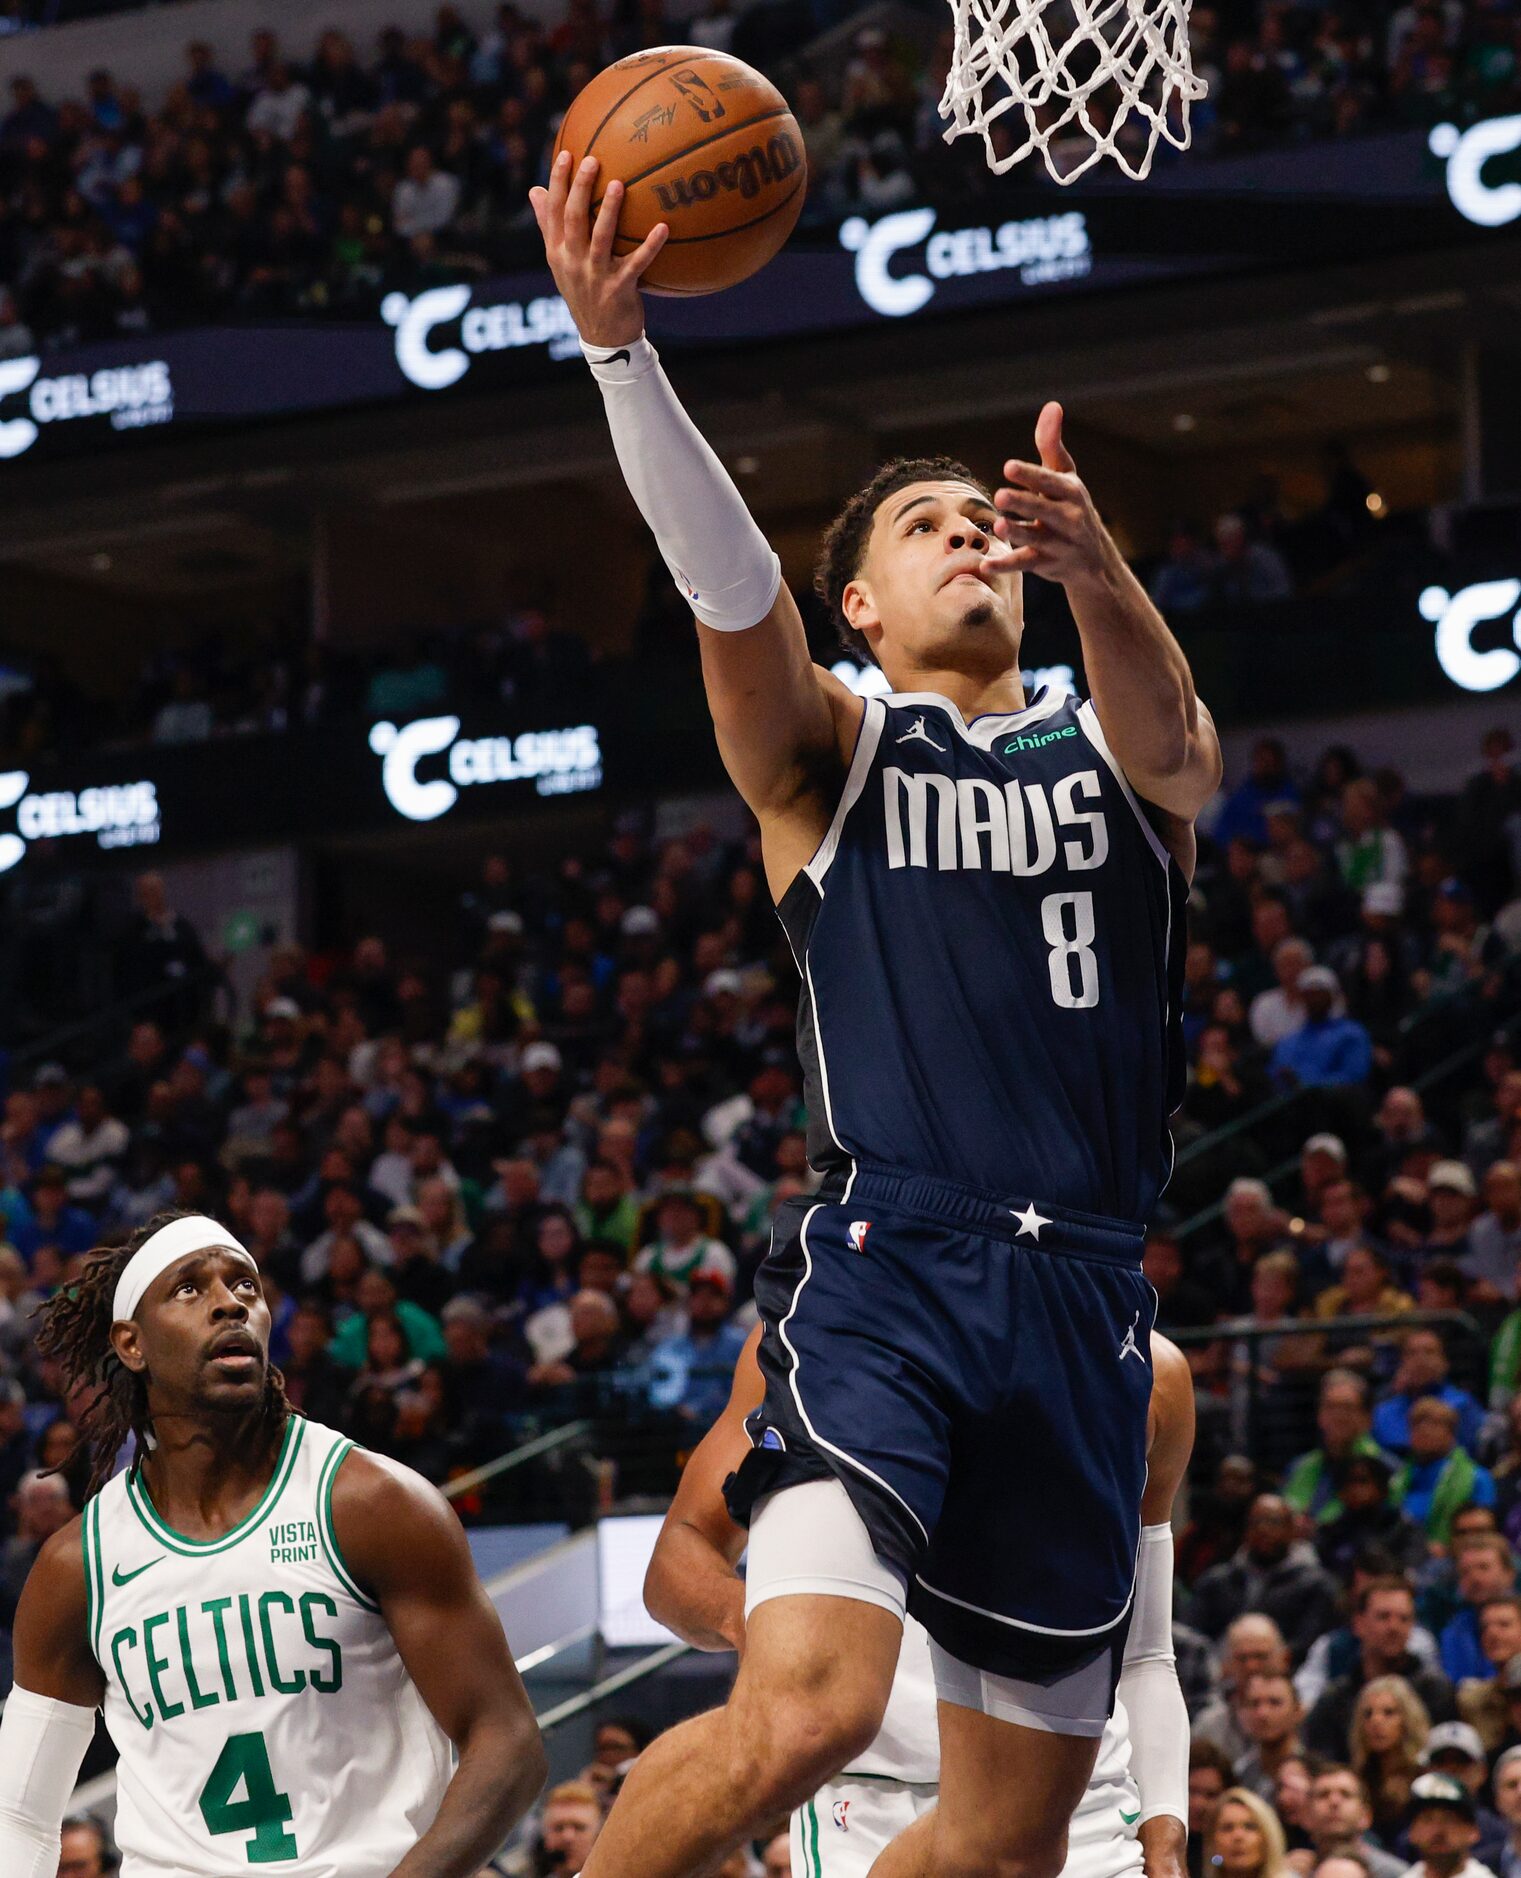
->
xmin=531 ymin=152 xmax=1221 ymax=1878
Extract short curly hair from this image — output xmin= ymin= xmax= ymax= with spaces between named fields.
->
xmin=813 ymin=456 xmax=992 ymax=667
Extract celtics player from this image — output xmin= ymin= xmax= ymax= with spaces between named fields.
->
xmin=644 ymin=1325 xmax=1195 ymax=1878
xmin=0 ymin=1211 xmax=546 ymax=1878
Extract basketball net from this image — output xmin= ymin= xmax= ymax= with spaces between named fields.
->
xmin=938 ymin=0 xmax=1206 ymax=184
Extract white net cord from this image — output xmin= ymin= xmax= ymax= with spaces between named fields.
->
xmin=938 ymin=0 xmax=1207 ymax=184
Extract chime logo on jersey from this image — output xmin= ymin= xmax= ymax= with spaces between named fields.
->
xmin=832 ymin=1799 xmax=851 ymax=1831
xmin=847 ymin=1220 xmax=872 ymax=1253
xmin=883 ymin=767 xmax=1111 ymax=875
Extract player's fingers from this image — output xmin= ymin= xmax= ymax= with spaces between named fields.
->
xmin=563 ymin=154 xmax=600 ymax=252
xmin=995 ymin=486 xmax=1073 ymax=537
xmin=1002 ymin=458 xmax=1079 ymax=500
xmin=527 ymin=186 xmax=549 ymax=239
xmin=589 ymin=177 xmax=623 ymax=263
xmin=1036 ymin=399 xmax=1076 ymax=473
xmin=981 ymin=542 xmax=1040 ymax=575
xmin=621 ymin=220 xmax=669 ymax=283
xmin=544 ymin=148 xmax=572 ymax=244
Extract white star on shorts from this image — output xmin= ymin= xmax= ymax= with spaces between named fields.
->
xmin=1011 ymin=1202 xmax=1052 ymax=1241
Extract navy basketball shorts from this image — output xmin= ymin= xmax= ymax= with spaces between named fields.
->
xmin=725 ymin=1161 xmax=1156 ymax=1685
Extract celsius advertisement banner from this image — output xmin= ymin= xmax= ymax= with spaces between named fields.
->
xmin=0 ymin=122 xmax=1506 ymax=468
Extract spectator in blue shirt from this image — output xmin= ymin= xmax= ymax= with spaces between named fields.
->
xmin=1374 ymin=1327 xmax=1486 ymax=1457
xmin=1271 ymin=966 xmax=1374 ymax=1090
xmin=646 ymin=1273 xmax=749 ymax=1430
xmin=1215 ymin=737 xmax=1301 ymax=848
xmin=1390 ymin=1397 xmax=1497 ymax=1545
xmin=1439 ymin=1532 xmax=1519 ymax=1683
xmin=8 ymin=1167 xmax=99 ymax=1263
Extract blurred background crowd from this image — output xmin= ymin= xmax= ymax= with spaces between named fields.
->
xmin=0 ymin=0 xmax=1517 ymax=349
xmin=0 ymin=710 xmax=1518 ymax=1878
xmin=1 ymin=0 xmax=1520 ymax=1872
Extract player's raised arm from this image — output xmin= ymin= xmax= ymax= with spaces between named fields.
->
xmin=0 ymin=1520 xmax=105 ymax=1878
xmin=1123 ymin=1334 xmax=1197 ymax=1878
xmin=644 ymin=1323 xmax=764 ymax=1653
xmin=986 ymin=405 xmax=1222 ymax=827
xmin=329 ymin=1450 xmax=546 ymax=1878
xmin=529 ymin=154 xmax=856 ymax=840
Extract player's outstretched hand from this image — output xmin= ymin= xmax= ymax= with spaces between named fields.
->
xmin=982 ymin=402 xmax=1126 ymax=593
xmin=529 ymin=151 xmax=669 ymax=350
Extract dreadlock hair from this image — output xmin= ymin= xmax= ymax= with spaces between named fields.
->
xmin=813 ymin=456 xmax=993 ymax=668
xmin=35 ymin=1208 xmax=289 ymax=1499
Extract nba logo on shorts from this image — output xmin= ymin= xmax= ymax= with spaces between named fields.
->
xmin=832 ymin=1800 xmax=851 ymax=1831
xmin=847 ymin=1220 xmax=872 ymax=1253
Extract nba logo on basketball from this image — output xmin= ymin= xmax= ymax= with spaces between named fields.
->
xmin=847 ymin=1221 xmax=871 ymax=1253
xmin=832 ymin=1800 xmax=851 ymax=1831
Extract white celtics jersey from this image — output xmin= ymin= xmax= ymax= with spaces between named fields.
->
xmin=83 ymin=1416 xmax=453 ymax=1877
xmin=848 ymin=1617 xmax=1142 ymax=1845
xmin=847 ymin=1616 xmax=940 ymax=1782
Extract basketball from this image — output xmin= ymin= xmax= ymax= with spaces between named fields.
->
xmin=552 ymin=47 xmax=806 ymax=297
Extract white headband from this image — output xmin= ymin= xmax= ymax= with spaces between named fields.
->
xmin=112 ymin=1215 xmax=252 ymax=1323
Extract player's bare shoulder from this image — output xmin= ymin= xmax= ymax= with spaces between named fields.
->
xmin=327 ymin=1443 xmax=457 ymax=1541
xmin=13 ymin=1512 xmax=104 ymax=1704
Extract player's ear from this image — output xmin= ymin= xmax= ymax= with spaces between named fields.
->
xmin=111 ymin=1319 xmax=148 ymax=1375
xmin=842 ymin=576 xmax=878 ymax=638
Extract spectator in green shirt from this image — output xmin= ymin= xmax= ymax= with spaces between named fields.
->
xmin=330 ymin=1265 xmax=447 ymax=1369
xmin=1286 ymin=1369 xmax=1397 ymax=1526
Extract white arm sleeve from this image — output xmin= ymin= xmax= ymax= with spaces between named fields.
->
xmin=1118 ymin=1524 xmax=1189 ymax=1830
xmin=0 ymin=1686 xmax=98 ymax=1878
xmin=583 ymin=335 xmax=782 ymax=633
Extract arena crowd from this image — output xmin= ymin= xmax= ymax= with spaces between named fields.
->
xmin=0 ymin=717 xmax=1518 ymax=1875
xmin=0 ymin=0 xmax=1514 ymax=350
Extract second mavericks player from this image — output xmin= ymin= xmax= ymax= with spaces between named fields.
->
xmin=646 ymin=1325 xmax=1196 ymax=1878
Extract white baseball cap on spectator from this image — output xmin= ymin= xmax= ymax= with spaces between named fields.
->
xmin=1428 ymin=1161 xmax=1477 ymax=1198
xmin=621 ymin=906 xmax=659 ymax=937
xmin=1304 ymin=1133 xmax=1348 ymax=1164
xmin=1421 ymin=1722 xmax=1487 ymax=1767
xmin=1364 ymin=882 xmax=1404 ymax=917
xmin=521 ymin=1042 xmax=562 ymax=1075
xmin=264 ymin=997 xmax=300 ymax=1021
xmin=704 ymin=969 xmax=743 ymax=999
xmin=1297 ymin=965 xmax=1339 ymax=993
xmin=487 ymin=910 xmax=524 ymax=935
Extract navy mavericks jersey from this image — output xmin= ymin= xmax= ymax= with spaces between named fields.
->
xmin=779 ymin=686 xmax=1188 ymax=1223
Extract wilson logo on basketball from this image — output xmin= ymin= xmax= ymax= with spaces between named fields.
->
xmin=653 ymin=131 xmax=803 ymax=211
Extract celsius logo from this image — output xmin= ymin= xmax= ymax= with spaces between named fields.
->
xmin=1430 ymin=115 xmax=1521 ymax=228
xmin=1422 ymin=580 xmax=1521 ymax=692
xmin=0 ymin=356 xmax=173 ymax=460
xmin=370 ymin=716 xmax=603 ymax=821
xmin=381 ymin=285 xmax=580 ymax=390
xmin=0 ymin=771 xmax=161 ymax=872
xmin=839 ymin=207 xmax=1091 ymax=319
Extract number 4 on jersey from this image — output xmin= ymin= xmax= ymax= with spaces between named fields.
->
xmin=199 ymin=1731 xmax=299 ymax=1864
